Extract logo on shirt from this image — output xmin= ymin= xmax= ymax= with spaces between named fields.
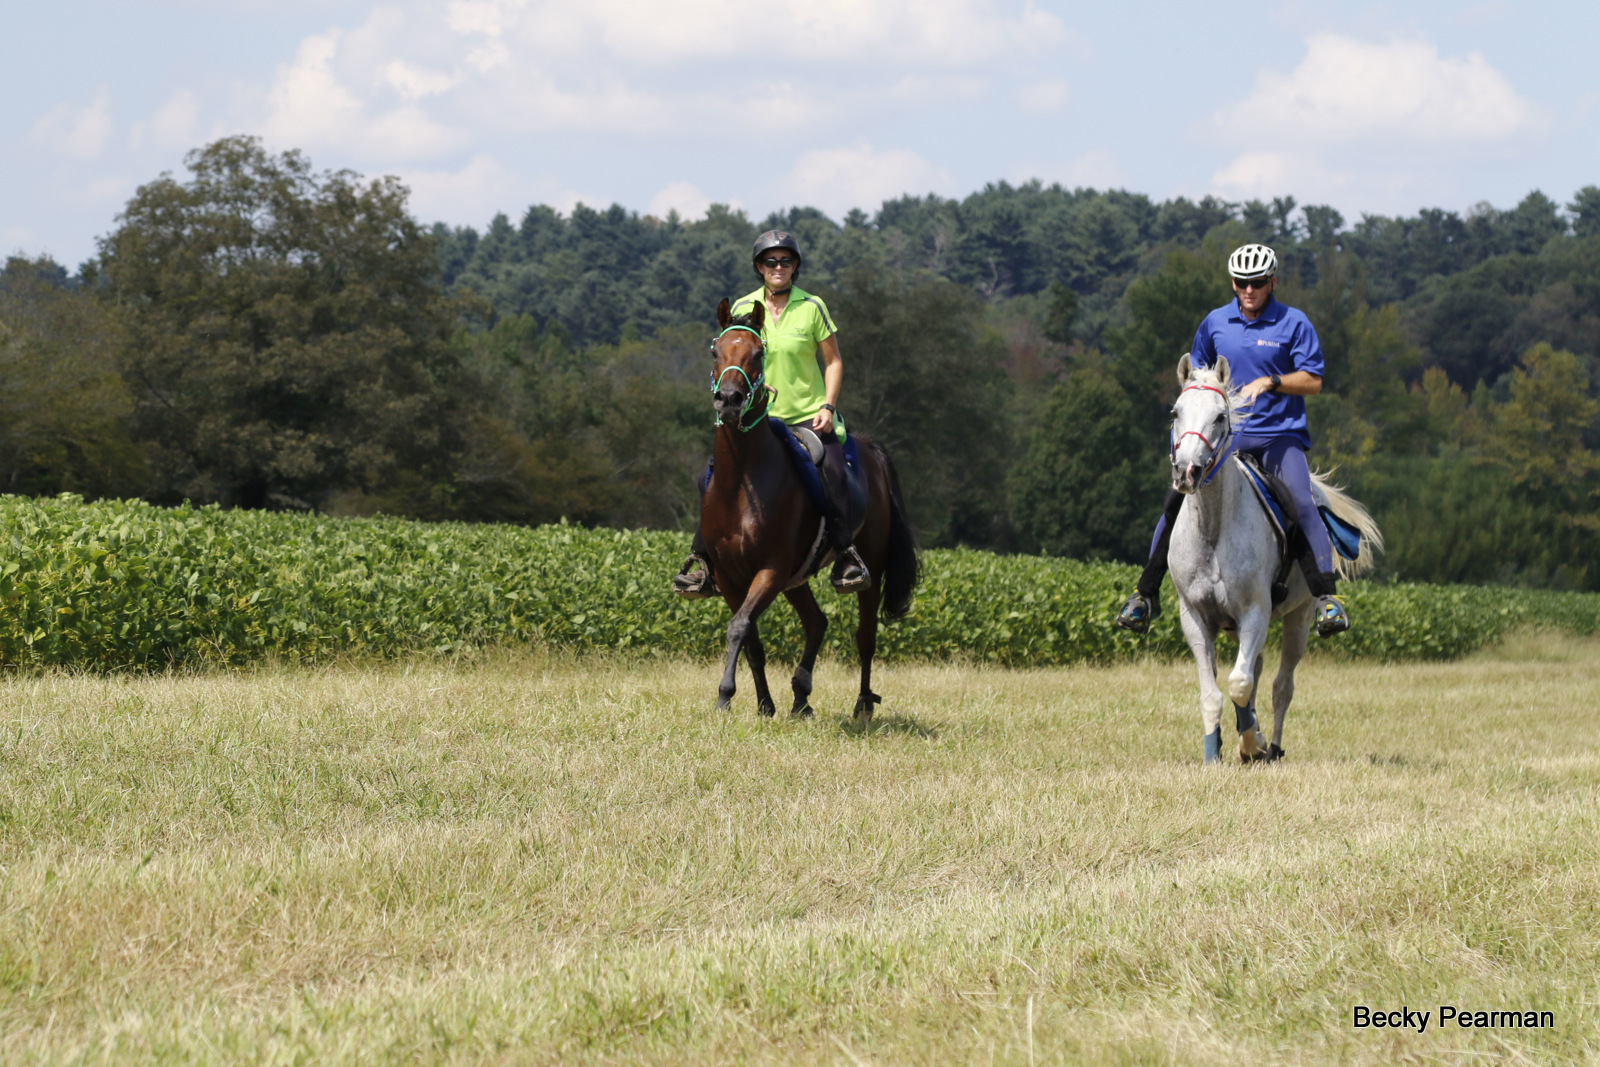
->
xmin=1255 ymin=340 xmax=1282 ymax=348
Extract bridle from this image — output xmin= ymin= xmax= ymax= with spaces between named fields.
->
xmin=1170 ymin=382 xmax=1235 ymax=486
xmin=709 ymin=324 xmax=774 ymax=432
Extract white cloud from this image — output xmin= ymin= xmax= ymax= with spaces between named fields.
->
xmin=152 ymin=90 xmax=201 ymax=147
xmin=30 ymin=88 xmax=113 ymax=161
xmin=131 ymin=90 xmax=201 ymax=152
xmin=384 ymin=60 xmax=459 ymax=101
xmin=472 ymin=0 xmax=1068 ymax=68
xmin=648 ymin=181 xmax=721 ymax=221
xmin=1206 ymin=150 xmax=1419 ymax=211
xmin=251 ymin=0 xmax=1069 ymax=145
xmin=1013 ymin=149 xmax=1124 ymax=190
xmin=2 ymin=225 xmax=41 ymax=255
xmin=399 ymin=154 xmax=601 ymax=225
xmin=1212 ymin=34 xmax=1547 ymax=146
xmin=262 ymin=29 xmax=464 ymax=159
xmin=399 ymin=153 xmax=520 ymax=223
xmin=1204 ymin=34 xmax=1550 ymax=215
xmin=775 ymin=141 xmax=956 ymax=218
xmin=885 ymin=74 xmax=989 ymax=105
xmin=1016 ymin=79 xmax=1071 ymax=114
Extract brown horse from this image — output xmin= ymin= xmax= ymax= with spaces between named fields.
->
xmin=701 ymin=297 xmax=919 ymax=723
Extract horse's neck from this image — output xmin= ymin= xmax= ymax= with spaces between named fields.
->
xmin=1184 ymin=458 xmax=1241 ymax=548
xmin=710 ymin=419 xmax=776 ymax=496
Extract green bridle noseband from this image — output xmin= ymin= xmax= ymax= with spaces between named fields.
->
xmin=709 ymin=324 xmax=772 ymax=432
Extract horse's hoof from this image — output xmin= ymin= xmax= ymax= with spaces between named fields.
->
xmin=792 ymin=705 xmax=814 ymax=720
xmin=1266 ymin=743 xmax=1285 ymax=762
xmin=758 ymin=703 xmax=776 ymax=719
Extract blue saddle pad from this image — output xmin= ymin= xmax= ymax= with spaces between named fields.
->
xmin=767 ymin=418 xmax=829 ymax=513
xmin=1319 ymin=505 xmax=1362 ymax=561
xmin=1235 ymin=457 xmax=1291 ymax=547
xmin=699 ymin=421 xmax=866 ymax=530
xmin=767 ymin=418 xmax=868 ymax=528
xmin=1236 ymin=456 xmax=1362 ymax=563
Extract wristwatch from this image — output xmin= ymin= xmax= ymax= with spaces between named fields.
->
xmin=821 ymin=403 xmax=837 ymax=413
xmin=1269 ymin=373 xmax=1282 ymax=393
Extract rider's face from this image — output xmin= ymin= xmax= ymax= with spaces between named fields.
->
xmin=1232 ymin=275 xmax=1275 ymax=315
xmin=757 ymin=253 xmax=797 ymax=289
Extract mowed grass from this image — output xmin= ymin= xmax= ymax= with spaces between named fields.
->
xmin=2 ymin=635 xmax=1598 ymax=1065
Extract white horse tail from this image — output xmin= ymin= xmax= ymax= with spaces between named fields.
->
xmin=1308 ymin=469 xmax=1384 ymax=579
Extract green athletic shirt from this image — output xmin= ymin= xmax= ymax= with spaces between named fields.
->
xmin=729 ymin=285 xmax=845 ymax=439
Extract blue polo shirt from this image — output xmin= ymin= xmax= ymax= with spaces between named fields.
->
xmin=1191 ymin=296 xmax=1323 ymax=448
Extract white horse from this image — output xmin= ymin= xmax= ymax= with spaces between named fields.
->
xmin=1167 ymin=354 xmax=1382 ymax=764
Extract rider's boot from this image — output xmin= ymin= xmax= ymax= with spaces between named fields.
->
xmin=818 ymin=432 xmax=869 ymax=593
xmin=826 ymin=508 xmax=869 ymax=593
xmin=672 ymin=530 xmax=717 ymax=599
xmin=1115 ymin=587 xmax=1159 ymax=635
xmin=1115 ymin=490 xmax=1183 ymax=635
xmin=1304 ymin=566 xmax=1349 ymax=637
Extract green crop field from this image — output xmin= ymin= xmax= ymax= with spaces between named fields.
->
xmin=5 ymin=494 xmax=1600 ymax=671
xmin=2 ymin=634 xmax=1598 ymax=1064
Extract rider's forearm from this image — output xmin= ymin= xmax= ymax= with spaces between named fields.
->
xmin=1246 ymin=371 xmax=1320 ymax=397
xmin=1276 ymin=371 xmax=1322 ymax=396
xmin=819 ymin=335 xmax=843 ymax=407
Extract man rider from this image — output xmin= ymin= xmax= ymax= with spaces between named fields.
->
xmin=1114 ymin=242 xmax=1351 ymax=638
xmin=673 ymin=230 xmax=869 ymax=597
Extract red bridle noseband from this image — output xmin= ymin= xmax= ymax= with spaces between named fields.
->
xmin=1170 ymin=383 xmax=1234 ymax=485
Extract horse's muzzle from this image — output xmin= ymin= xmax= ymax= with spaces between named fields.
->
xmin=1173 ymin=462 xmax=1204 ymax=494
xmin=714 ymin=387 xmax=747 ymax=421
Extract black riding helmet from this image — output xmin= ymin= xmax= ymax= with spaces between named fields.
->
xmin=752 ymin=230 xmax=803 ymax=280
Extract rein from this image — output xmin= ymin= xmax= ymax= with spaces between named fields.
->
xmin=1171 ymin=383 xmax=1238 ymax=486
xmin=710 ymin=324 xmax=773 ymax=432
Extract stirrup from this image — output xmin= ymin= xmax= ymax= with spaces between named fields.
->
xmin=830 ymin=546 xmax=870 ymax=593
xmin=1114 ymin=592 xmax=1157 ymax=635
xmin=1314 ymin=595 xmax=1349 ymax=637
xmin=672 ymin=554 xmax=717 ymax=599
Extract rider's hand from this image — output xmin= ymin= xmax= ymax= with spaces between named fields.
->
xmin=813 ymin=408 xmax=835 ymax=434
xmin=1238 ymin=377 xmax=1274 ymax=404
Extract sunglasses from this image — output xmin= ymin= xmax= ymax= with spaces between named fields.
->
xmin=757 ymin=257 xmax=797 ymax=269
xmin=1232 ymin=276 xmax=1273 ymax=290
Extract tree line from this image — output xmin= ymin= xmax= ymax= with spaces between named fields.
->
xmin=5 ymin=136 xmax=1599 ymax=587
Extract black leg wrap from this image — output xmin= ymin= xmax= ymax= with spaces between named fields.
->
xmin=1306 ymin=569 xmax=1338 ymax=598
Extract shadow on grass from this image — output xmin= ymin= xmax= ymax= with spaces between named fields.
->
xmin=838 ymin=714 xmax=941 ymax=739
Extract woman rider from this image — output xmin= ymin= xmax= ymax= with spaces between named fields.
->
xmin=672 ymin=229 xmax=869 ymax=596
xmin=1114 ymin=242 xmax=1351 ymax=638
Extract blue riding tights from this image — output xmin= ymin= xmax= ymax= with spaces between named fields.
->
xmin=1138 ymin=436 xmax=1336 ymax=599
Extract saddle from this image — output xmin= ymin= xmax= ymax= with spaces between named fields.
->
xmin=695 ymin=420 xmax=869 ymax=588
xmin=1234 ymin=453 xmax=1363 ymax=604
xmin=775 ymin=420 xmax=867 ymax=535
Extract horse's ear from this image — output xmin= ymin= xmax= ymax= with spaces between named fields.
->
xmin=748 ymin=300 xmax=765 ymax=331
xmin=1215 ymin=355 xmax=1230 ymax=385
xmin=1176 ymin=353 xmax=1192 ymax=385
xmin=716 ymin=298 xmax=732 ymax=329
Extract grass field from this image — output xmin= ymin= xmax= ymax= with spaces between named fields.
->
xmin=3 ymin=635 xmax=1598 ymax=1064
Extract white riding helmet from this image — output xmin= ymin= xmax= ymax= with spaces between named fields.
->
xmin=1227 ymin=243 xmax=1278 ymax=281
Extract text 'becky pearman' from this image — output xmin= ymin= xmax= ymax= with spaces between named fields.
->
xmin=1353 ymin=1006 xmax=1554 ymax=1032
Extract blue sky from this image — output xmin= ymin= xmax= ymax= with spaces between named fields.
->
xmin=5 ymin=0 xmax=1598 ymax=267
